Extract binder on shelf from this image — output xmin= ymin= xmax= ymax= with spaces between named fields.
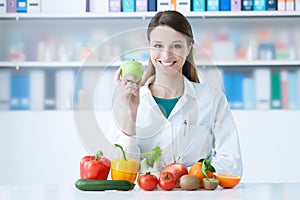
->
xmin=136 ymin=0 xmax=148 ymax=12
xmin=122 ymin=0 xmax=135 ymax=12
xmin=90 ymin=0 xmax=109 ymax=13
xmin=271 ymin=71 xmax=282 ymax=109
xmin=296 ymin=0 xmax=300 ymax=10
xmin=280 ymin=69 xmax=288 ymax=109
xmin=157 ymin=0 xmax=171 ymax=11
xmin=207 ymin=0 xmax=219 ymax=11
xmin=44 ymin=70 xmax=56 ymax=110
xmin=254 ymin=0 xmax=266 ymax=10
xmin=223 ymin=72 xmax=244 ymax=109
xmin=243 ymin=75 xmax=255 ymax=110
xmin=0 ymin=0 xmax=6 ymax=13
xmin=6 ymin=0 xmax=16 ymax=12
xmin=10 ymin=73 xmax=30 ymax=110
xmin=86 ymin=0 xmax=90 ymax=12
xmin=266 ymin=0 xmax=277 ymax=10
xmin=192 ymin=0 xmax=205 ymax=11
xmin=277 ymin=0 xmax=285 ymax=10
xmin=148 ymin=0 xmax=157 ymax=11
xmin=254 ymin=68 xmax=271 ymax=110
xmin=16 ymin=0 xmax=27 ymax=13
xmin=287 ymin=71 xmax=298 ymax=109
xmin=176 ymin=0 xmax=190 ymax=12
xmin=297 ymin=70 xmax=300 ymax=109
xmin=55 ymin=70 xmax=75 ymax=110
xmin=171 ymin=0 xmax=176 ymax=10
xmin=73 ymin=72 xmax=82 ymax=110
xmin=109 ymin=0 xmax=121 ymax=12
xmin=30 ymin=70 xmax=45 ymax=110
xmin=231 ymin=0 xmax=241 ymax=10
xmin=27 ymin=0 xmax=40 ymax=13
xmin=0 ymin=70 xmax=11 ymax=110
xmin=286 ymin=0 xmax=295 ymax=10
xmin=220 ymin=0 xmax=231 ymax=11
xmin=242 ymin=0 xmax=254 ymax=10
xmin=258 ymin=43 xmax=275 ymax=60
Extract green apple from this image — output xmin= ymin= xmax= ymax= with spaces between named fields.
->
xmin=120 ymin=60 xmax=144 ymax=81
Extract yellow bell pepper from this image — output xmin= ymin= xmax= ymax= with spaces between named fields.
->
xmin=111 ymin=144 xmax=139 ymax=183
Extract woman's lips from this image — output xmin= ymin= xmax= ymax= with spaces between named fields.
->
xmin=159 ymin=61 xmax=176 ymax=67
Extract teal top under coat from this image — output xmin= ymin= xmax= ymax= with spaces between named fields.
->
xmin=153 ymin=96 xmax=181 ymax=118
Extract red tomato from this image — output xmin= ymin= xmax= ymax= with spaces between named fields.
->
xmin=138 ymin=172 xmax=158 ymax=191
xmin=158 ymin=172 xmax=176 ymax=191
xmin=163 ymin=163 xmax=188 ymax=187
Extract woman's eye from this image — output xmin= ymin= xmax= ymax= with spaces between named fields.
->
xmin=173 ymin=44 xmax=181 ymax=49
xmin=153 ymin=44 xmax=162 ymax=48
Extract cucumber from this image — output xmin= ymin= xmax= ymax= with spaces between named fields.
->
xmin=75 ymin=179 xmax=135 ymax=191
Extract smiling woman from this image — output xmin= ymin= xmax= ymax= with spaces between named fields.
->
xmin=110 ymin=10 xmax=243 ymax=178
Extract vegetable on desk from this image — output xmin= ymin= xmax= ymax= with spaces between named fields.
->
xmin=80 ymin=150 xmax=111 ymax=180
xmin=75 ymin=179 xmax=135 ymax=191
xmin=179 ymin=175 xmax=200 ymax=190
xmin=111 ymin=144 xmax=139 ymax=183
xmin=158 ymin=172 xmax=176 ymax=191
xmin=139 ymin=146 xmax=162 ymax=177
xmin=137 ymin=172 xmax=158 ymax=191
xmin=189 ymin=156 xmax=215 ymax=187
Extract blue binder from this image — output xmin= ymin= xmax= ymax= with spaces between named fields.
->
xmin=288 ymin=71 xmax=298 ymax=109
xmin=10 ymin=73 xmax=30 ymax=110
xmin=254 ymin=0 xmax=266 ymax=10
xmin=242 ymin=0 xmax=253 ymax=10
xmin=223 ymin=72 xmax=244 ymax=109
xmin=266 ymin=0 xmax=277 ymax=10
xmin=148 ymin=0 xmax=157 ymax=11
xmin=192 ymin=0 xmax=205 ymax=11
xmin=220 ymin=0 xmax=231 ymax=10
xmin=16 ymin=0 xmax=27 ymax=12
xmin=122 ymin=0 xmax=135 ymax=11
xmin=207 ymin=0 xmax=219 ymax=11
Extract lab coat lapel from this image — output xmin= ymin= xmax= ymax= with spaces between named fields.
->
xmin=168 ymin=76 xmax=197 ymax=119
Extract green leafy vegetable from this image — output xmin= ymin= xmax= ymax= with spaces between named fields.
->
xmin=141 ymin=146 xmax=162 ymax=168
xmin=201 ymin=156 xmax=216 ymax=178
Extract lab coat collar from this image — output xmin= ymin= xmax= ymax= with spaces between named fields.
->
xmin=142 ymin=75 xmax=198 ymax=100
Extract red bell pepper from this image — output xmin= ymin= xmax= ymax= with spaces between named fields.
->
xmin=80 ymin=151 xmax=111 ymax=180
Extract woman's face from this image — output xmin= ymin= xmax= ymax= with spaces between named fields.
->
xmin=149 ymin=25 xmax=192 ymax=76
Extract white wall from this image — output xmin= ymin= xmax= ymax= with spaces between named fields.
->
xmin=233 ymin=110 xmax=300 ymax=183
xmin=0 ymin=110 xmax=300 ymax=184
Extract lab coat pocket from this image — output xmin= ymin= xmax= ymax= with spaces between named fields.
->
xmin=176 ymin=123 xmax=212 ymax=164
xmin=175 ymin=122 xmax=196 ymax=159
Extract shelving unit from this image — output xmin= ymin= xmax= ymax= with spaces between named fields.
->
xmin=1 ymin=11 xmax=300 ymax=111
xmin=1 ymin=3 xmax=300 ymax=185
xmin=0 ymin=11 xmax=300 ymax=111
xmin=2 ymin=60 xmax=300 ymax=68
xmin=1 ymin=11 xmax=300 ymax=19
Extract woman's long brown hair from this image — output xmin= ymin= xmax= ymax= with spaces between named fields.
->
xmin=142 ymin=10 xmax=200 ymax=85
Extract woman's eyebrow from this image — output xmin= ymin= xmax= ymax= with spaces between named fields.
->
xmin=151 ymin=41 xmax=163 ymax=43
xmin=151 ymin=40 xmax=184 ymax=43
xmin=172 ymin=40 xmax=184 ymax=43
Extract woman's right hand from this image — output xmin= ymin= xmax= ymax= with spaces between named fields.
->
xmin=112 ymin=68 xmax=141 ymax=136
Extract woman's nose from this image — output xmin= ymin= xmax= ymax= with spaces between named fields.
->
xmin=160 ymin=48 xmax=173 ymax=58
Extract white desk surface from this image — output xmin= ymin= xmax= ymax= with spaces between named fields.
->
xmin=0 ymin=183 xmax=299 ymax=200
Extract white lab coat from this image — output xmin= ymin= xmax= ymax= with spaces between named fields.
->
xmin=109 ymin=75 xmax=243 ymax=176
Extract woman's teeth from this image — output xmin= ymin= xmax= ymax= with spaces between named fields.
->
xmin=160 ymin=61 xmax=174 ymax=66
